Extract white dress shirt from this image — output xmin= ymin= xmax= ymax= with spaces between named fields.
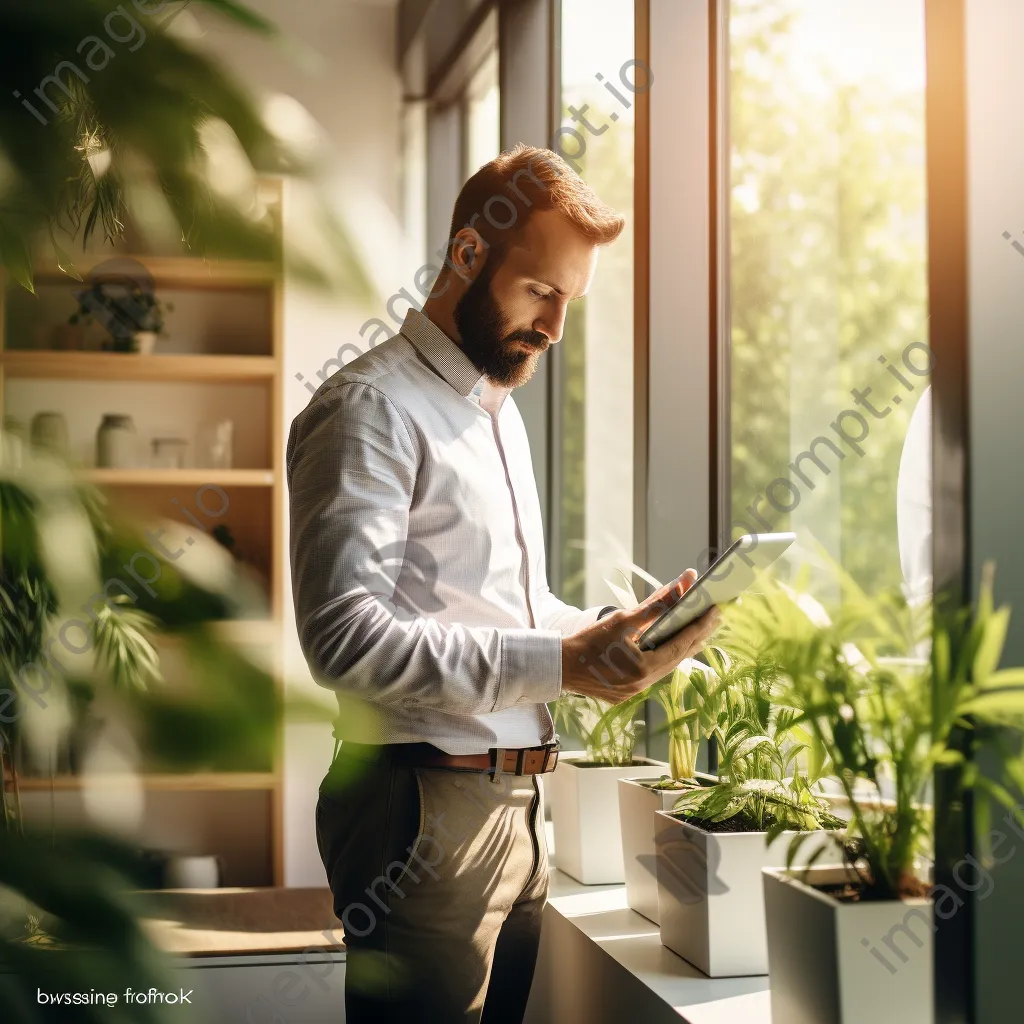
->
xmin=287 ymin=309 xmax=610 ymax=754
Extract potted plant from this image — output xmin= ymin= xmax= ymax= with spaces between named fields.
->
xmin=652 ymin=601 xmax=845 ymax=977
xmin=616 ymin=658 xmax=726 ymax=922
xmin=548 ymin=691 xmax=668 ymax=884
xmin=757 ymin=568 xmax=1024 ymax=1023
xmin=69 ymin=279 xmax=174 ymax=354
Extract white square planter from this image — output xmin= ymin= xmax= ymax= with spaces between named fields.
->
xmin=763 ymin=865 xmax=933 ymax=1024
xmin=618 ymin=774 xmax=719 ymax=923
xmin=654 ymin=811 xmax=838 ymax=977
xmin=547 ymin=757 xmax=667 ymax=884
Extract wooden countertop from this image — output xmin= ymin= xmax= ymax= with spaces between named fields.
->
xmin=140 ymin=887 xmax=341 ymax=958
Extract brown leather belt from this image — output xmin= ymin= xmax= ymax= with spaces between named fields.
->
xmin=343 ymin=741 xmax=559 ymax=776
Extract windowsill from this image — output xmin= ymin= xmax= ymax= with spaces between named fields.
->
xmin=539 ymin=869 xmax=770 ymax=1022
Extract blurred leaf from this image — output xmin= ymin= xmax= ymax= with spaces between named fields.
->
xmin=0 ymin=0 xmax=371 ymax=298
xmin=0 ymin=215 xmax=34 ymax=292
xmin=0 ymin=829 xmax=184 ymax=1024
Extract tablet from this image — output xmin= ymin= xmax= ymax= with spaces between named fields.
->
xmin=635 ymin=532 xmax=796 ymax=651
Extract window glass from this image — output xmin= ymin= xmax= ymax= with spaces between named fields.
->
xmin=558 ymin=0 xmax=635 ymax=607
xmin=726 ymin=0 xmax=929 ymax=606
xmin=463 ymin=48 xmax=500 ymax=178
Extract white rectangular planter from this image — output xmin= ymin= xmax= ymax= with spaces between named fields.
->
xmin=654 ymin=811 xmax=838 ymax=977
xmin=547 ymin=757 xmax=667 ymax=884
xmin=763 ymin=866 xmax=933 ymax=1024
xmin=618 ymin=775 xmax=718 ymax=923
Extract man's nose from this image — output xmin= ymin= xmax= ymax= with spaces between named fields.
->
xmin=534 ymin=302 xmax=568 ymax=345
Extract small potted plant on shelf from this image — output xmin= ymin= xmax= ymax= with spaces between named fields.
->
xmin=757 ymin=567 xmax=1024 ymax=1024
xmin=549 ymin=564 xmax=712 ymax=889
xmin=69 ymin=278 xmax=173 ymax=354
xmin=548 ymin=690 xmax=668 ymax=885
xmin=614 ymin=656 xmax=727 ymax=922
xmin=652 ymin=590 xmax=846 ymax=978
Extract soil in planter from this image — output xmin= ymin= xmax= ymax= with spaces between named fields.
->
xmin=642 ymin=775 xmax=719 ymax=791
xmin=572 ymin=759 xmax=657 ymax=768
xmin=814 ymin=876 xmax=932 ymax=903
xmin=670 ymin=808 xmax=848 ymax=835
xmin=675 ymin=814 xmax=758 ymax=834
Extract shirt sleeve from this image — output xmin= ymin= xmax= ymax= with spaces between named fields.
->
xmin=530 ymin=570 xmax=617 ymax=635
xmin=287 ymin=380 xmax=563 ymax=714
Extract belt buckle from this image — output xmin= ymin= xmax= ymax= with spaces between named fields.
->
xmin=490 ymin=747 xmax=507 ymax=784
xmin=542 ymin=743 xmax=559 ymax=773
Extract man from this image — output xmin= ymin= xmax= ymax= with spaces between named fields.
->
xmin=287 ymin=144 xmax=719 ymax=1023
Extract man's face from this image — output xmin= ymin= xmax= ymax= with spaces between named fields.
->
xmin=453 ymin=209 xmax=599 ymax=388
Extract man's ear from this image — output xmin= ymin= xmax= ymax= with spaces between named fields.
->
xmin=451 ymin=225 xmax=490 ymax=280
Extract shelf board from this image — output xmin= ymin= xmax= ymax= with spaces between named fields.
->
xmin=9 ymin=772 xmax=277 ymax=792
xmin=81 ymin=467 xmax=274 ymax=487
xmin=24 ymin=254 xmax=280 ymax=288
xmin=0 ymin=350 xmax=276 ymax=383
xmin=155 ymin=619 xmax=280 ymax=648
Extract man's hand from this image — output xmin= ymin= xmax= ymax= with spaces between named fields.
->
xmin=561 ymin=568 xmax=720 ymax=704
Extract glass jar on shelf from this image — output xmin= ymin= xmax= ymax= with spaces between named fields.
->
xmin=197 ymin=419 xmax=234 ymax=470
xmin=96 ymin=414 xmax=136 ymax=468
xmin=151 ymin=437 xmax=188 ymax=469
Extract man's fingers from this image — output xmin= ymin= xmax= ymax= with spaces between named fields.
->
xmin=647 ymin=568 xmax=698 ymax=608
xmin=676 ymin=568 xmax=698 ymax=594
xmin=620 ymin=568 xmax=702 ymax=643
xmin=655 ymin=606 xmax=721 ymax=665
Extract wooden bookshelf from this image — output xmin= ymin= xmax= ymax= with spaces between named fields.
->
xmin=1 ymin=179 xmax=287 ymax=885
xmin=0 ymin=351 xmax=277 ymax=383
xmin=81 ymin=467 xmax=274 ymax=487
xmin=10 ymin=773 xmax=277 ymax=792
xmin=28 ymin=254 xmax=279 ymax=289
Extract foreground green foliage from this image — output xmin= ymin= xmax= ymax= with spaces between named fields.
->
xmin=729 ymin=569 xmax=1024 ymax=900
xmin=0 ymin=451 xmax=337 ymax=1022
xmin=0 ymin=0 xmax=374 ymax=297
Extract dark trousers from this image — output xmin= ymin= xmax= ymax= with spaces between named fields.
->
xmin=315 ymin=744 xmax=549 ymax=1024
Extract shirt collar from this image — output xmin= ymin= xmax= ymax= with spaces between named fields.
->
xmin=399 ymin=309 xmax=486 ymax=399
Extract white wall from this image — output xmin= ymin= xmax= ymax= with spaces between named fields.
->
xmin=198 ymin=0 xmax=409 ymax=886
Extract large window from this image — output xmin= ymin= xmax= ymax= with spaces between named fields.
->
xmin=726 ymin=0 xmax=929 ymax=605
xmin=557 ymin=0 xmax=635 ymax=607
xmin=462 ymin=47 xmax=500 ymax=178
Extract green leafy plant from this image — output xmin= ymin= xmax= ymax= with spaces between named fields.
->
xmin=552 ymin=693 xmax=640 ymax=766
xmin=667 ymin=613 xmax=842 ymax=837
xmin=728 ymin=567 xmax=1024 ymax=900
xmin=590 ymin=656 xmax=726 ymax=786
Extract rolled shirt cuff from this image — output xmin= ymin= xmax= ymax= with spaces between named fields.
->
xmin=496 ymin=628 xmax=563 ymax=711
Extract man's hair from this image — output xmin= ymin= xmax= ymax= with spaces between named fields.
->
xmin=445 ymin=144 xmax=625 ymax=269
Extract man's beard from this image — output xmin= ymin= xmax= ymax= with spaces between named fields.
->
xmin=453 ymin=263 xmax=549 ymax=388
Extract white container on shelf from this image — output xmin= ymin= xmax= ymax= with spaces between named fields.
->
xmin=618 ymin=774 xmax=717 ymax=923
xmin=548 ymin=756 xmax=667 ymax=885
xmin=132 ymin=330 xmax=158 ymax=355
xmin=96 ymin=414 xmax=137 ymax=468
xmin=763 ymin=865 xmax=933 ymax=1023
xmin=164 ymin=854 xmax=223 ymax=889
xmin=654 ymin=811 xmax=839 ymax=977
